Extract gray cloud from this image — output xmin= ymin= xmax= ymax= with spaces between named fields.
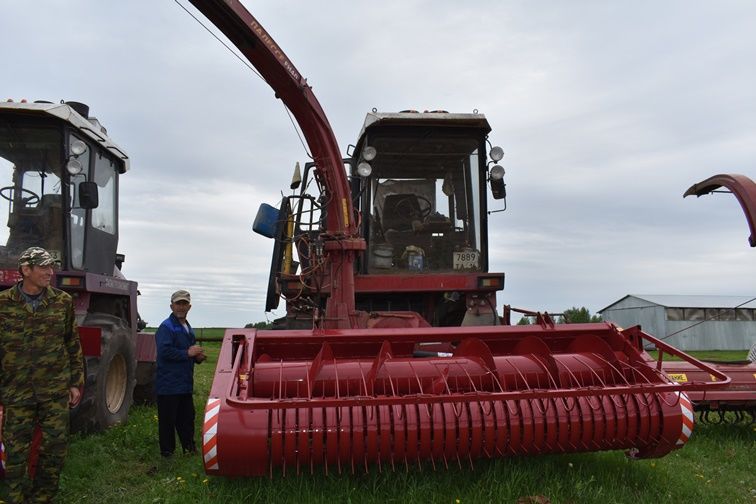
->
xmin=2 ymin=1 xmax=754 ymax=327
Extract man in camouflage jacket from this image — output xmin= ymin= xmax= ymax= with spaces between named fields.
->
xmin=0 ymin=247 xmax=84 ymax=503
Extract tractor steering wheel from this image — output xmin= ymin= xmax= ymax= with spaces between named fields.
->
xmin=392 ymin=194 xmax=432 ymax=220
xmin=0 ymin=186 xmax=41 ymax=206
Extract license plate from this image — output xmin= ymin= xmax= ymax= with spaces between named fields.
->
xmin=453 ymin=250 xmax=479 ymax=270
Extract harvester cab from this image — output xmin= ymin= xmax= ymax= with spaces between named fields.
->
xmin=259 ymin=111 xmax=509 ymax=329
xmin=351 ymin=112 xmax=499 ymax=275
xmin=0 ymin=100 xmax=154 ymax=433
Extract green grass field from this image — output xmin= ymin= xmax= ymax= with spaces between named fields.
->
xmin=57 ymin=340 xmax=755 ymax=504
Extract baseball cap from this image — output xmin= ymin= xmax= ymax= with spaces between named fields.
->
xmin=18 ymin=247 xmax=56 ymax=267
xmin=171 ymin=289 xmax=191 ymax=303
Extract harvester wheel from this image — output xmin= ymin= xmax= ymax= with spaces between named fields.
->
xmin=70 ymin=315 xmax=136 ymax=433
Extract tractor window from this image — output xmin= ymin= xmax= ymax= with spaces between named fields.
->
xmin=362 ymin=131 xmax=485 ymax=274
xmin=91 ymin=153 xmax=116 ymax=235
xmin=68 ymin=134 xmax=90 ymax=270
xmin=0 ymin=120 xmax=65 ymax=270
xmin=468 ymin=150 xmax=481 ymax=252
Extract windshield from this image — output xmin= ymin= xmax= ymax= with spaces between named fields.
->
xmin=0 ymin=120 xmax=64 ymax=271
xmin=363 ymin=130 xmax=484 ymax=274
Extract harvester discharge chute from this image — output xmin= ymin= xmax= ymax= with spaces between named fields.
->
xmin=186 ymin=0 xmax=736 ymax=477
xmin=202 ymin=322 xmax=726 ymax=476
xmin=661 ymin=173 xmax=756 ymax=424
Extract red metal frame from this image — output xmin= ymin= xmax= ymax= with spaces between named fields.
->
xmin=201 ymin=323 xmax=726 ymax=476
xmin=355 ymin=273 xmax=502 ymax=293
xmin=659 ymin=360 xmax=755 ymax=406
xmin=220 ymin=324 xmax=728 ymax=408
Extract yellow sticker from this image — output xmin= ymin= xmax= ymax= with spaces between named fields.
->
xmin=710 ymin=374 xmax=717 ymax=382
xmin=342 ymin=198 xmax=350 ymax=228
xmin=668 ymin=373 xmax=688 ymax=382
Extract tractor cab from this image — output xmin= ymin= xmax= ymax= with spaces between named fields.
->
xmin=0 ymin=101 xmax=127 ymax=283
xmin=0 ymin=100 xmax=155 ymax=434
xmin=350 ymin=111 xmax=504 ymax=275
xmin=256 ymin=110 xmax=508 ymax=327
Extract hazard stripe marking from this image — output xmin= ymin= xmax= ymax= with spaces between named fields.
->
xmin=203 ymin=398 xmax=221 ymax=471
xmin=675 ymin=391 xmax=695 ymax=446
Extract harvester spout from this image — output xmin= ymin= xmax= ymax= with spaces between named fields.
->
xmin=684 ymin=173 xmax=756 ymax=247
xmin=189 ymin=0 xmax=362 ymax=327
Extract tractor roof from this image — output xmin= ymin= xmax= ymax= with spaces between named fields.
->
xmin=357 ymin=111 xmax=492 ymax=144
xmin=0 ymin=101 xmax=130 ymax=173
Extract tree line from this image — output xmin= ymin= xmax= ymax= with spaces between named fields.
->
xmin=517 ymin=306 xmax=602 ymax=325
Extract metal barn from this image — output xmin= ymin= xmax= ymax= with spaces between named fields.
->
xmin=599 ymin=294 xmax=756 ymax=351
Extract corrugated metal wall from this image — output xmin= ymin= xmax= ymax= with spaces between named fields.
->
xmin=601 ymin=296 xmax=755 ymax=350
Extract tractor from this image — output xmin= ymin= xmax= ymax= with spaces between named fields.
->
xmin=0 ymin=100 xmax=156 ymax=435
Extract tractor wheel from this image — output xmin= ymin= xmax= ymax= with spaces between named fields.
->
xmin=70 ymin=315 xmax=136 ymax=434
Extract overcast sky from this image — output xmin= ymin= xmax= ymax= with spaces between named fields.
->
xmin=2 ymin=1 xmax=755 ymax=328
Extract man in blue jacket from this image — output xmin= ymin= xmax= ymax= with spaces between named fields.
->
xmin=155 ymin=289 xmax=205 ymax=457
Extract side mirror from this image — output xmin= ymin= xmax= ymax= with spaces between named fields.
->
xmin=79 ymin=181 xmax=99 ymax=209
xmin=490 ymin=179 xmax=506 ymax=200
xmin=489 ymin=165 xmax=506 ymax=200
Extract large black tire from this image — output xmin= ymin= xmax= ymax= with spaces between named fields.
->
xmin=70 ymin=314 xmax=137 ymax=434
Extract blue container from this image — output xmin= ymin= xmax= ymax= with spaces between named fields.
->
xmin=408 ymin=252 xmax=424 ymax=271
xmin=253 ymin=203 xmax=279 ymax=238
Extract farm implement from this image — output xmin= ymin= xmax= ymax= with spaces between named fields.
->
xmin=184 ymin=0 xmax=752 ymax=476
xmin=202 ymin=321 xmax=727 ymax=476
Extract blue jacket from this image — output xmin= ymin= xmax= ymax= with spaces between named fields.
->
xmin=155 ymin=313 xmax=196 ymax=395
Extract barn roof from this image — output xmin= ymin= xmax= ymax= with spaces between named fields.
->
xmin=599 ymin=294 xmax=756 ymax=312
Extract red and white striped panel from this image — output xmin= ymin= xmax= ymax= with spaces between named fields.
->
xmin=203 ymin=397 xmax=221 ymax=471
xmin=676 ymin=391 xmax=695 ymax=446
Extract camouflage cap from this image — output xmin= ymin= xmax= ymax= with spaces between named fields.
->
xmin=171 ymin=289 xmax=191 ymax=303
xmin=18 ymin=246 xmax=55 ymax=267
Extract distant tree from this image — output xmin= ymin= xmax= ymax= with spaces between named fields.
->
xmin=517 ymin=316 xmax=532 ymax=325
xmin=244 ymin=321 xmax=273 ymax=329
xmin=558 ymin=306 xmax=602 ymax=324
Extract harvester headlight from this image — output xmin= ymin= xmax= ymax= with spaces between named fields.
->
xmin=490 ymin=165 xmax=505 ymax=181
xmin=489 ymin=146 xmax=504 ymax=162
xmin=70 ymin=139 xmax=87 ymax=156
xmin=66 ymin=158 xmax=84 ymax=175
xmin=357 ymin=162 xmax=372 ymax=177
xmin=362 ymin=146 xmax=377 ymax=161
